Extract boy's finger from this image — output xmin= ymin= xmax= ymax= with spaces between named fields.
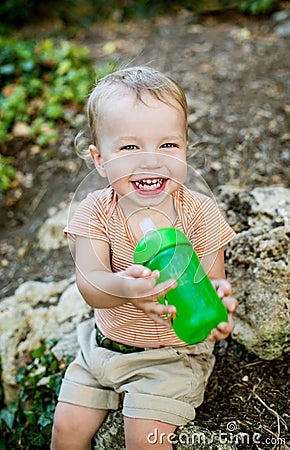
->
xmin=211 ymin=279 xmax=232 ymax=297
xmin=124 ymin=264 xmax=153 ymax=278
xmin=152 ymin=279 xmax=177 ymax=297
xmin=148 ymin=313 xmax=172 ymax=328
xmin=222 ymin=297 xmax=238 ymax=313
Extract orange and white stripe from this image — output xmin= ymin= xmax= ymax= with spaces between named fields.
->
xmin=65 ymin=186 xmax=235 ymax=347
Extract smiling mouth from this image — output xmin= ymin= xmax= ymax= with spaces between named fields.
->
xmin=132 ymin=178 xmax=167 ymax=193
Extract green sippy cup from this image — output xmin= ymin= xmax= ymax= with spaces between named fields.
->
xmin=133 ymin=226 xmax=228 ymax=344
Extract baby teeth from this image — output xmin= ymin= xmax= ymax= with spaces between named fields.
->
xmin=134 ymin=178 xmax=164 ymax=190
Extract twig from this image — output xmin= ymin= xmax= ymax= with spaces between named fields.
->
xmin=263 ymin=425 xmax=280 ymax=438
xmin=247 ymin=377 xmax=263 ymax=401
xmin=240 ymin=360 xmax=265 ymax=368
xmin=253 ymin=390 xmax=287 ymax=430
xmin=29 ymin=182 xmax=48 ymax=216
xmin=252 ymin=385 xmax=288 ymax=450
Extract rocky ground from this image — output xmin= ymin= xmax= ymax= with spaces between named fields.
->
xmin=0 ymin=5 xmax=289 ymax=449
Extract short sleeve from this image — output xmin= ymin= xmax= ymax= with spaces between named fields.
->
xmin=187 ymin=196 xmax=236 ymax=257
xmin=64 ymin=190 xmax=110 ymax=243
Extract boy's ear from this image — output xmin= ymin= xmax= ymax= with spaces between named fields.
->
xmin=89 ymin=145 xmax=106 ymax=178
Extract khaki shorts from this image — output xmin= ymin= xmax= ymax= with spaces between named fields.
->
xmin=58 ymin=318 xmax=215 ymax=426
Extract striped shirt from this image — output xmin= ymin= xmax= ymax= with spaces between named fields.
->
xmin=66 ymin=185 xmax=235 ymax=347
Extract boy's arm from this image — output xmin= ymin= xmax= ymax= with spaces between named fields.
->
xmin=74 ymin=236 xmax=176 ymax=326
xmin=75 ymin=235 xmax=135 ymax=307
xmin=200 ymin=248 xmax=226 ymax=279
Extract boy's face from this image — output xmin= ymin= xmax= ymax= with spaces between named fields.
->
xmin=90 ymin=92 xmax=187 ymax=214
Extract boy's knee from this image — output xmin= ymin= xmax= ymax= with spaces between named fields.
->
xmin=53 ymin=402 xmax=74 ymax=431
xmin=51 ymin=404 xmax=73 ymax=447
xmin=51 ymin=401 xmax=107 ymax=449
xmin=51 ymin=402 xmax=89 ymax=444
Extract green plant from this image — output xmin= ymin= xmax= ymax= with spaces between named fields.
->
xmin=0 ymin=0 xmax=36 ymax=29
xmin=0 ymin=37 xmax=114 ymax=193
xmin=0 ymin=155 xmax=16 ymax=192
xmin=240 ymin=0 xmax=280 ymax=14
xmin=0 ymin=340 xmax=72 ymax=449
xmin=0 ymin=0 xmax=176 ymax=27
xmin=0 ymin=0 xmax=79 ymax=31
xmin=0 ymin=37 xmax=114 ymax=146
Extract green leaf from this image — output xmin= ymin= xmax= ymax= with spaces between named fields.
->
xmin=38 ymin=412 xmax=53 ymax=428
xmin=57 ymin=59 xmax=72 ymax=76
xmin=0 ymin=405 xmax=17 ymax=429
xmin=23 ymin=409 xmax=36 ymax=425
xmin=0 ymin=155 xmax=16 ymax=193
xmin=0 ymin=63 xmax=15 ymax=75
xmin=19 ymin=59 xmax=35 ymax=72
xmin=0 ymin=438 xmax=7 ymax=450
xmin=46 ymin=104 xmax=63 ymax=119
xmin=31 ymin=345 xmax=46 ymax=359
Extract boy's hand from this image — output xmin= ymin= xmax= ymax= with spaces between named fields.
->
xmin=119 ymin=264 xmax=177 ymax=327
xmin=208 ymin=279 xmax=238 ymax=342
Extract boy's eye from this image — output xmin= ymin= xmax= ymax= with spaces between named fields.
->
xmin=161 ymin=143 xmax=178 ymax=149
xmin=120 ymin=144 xmax=137 ymax=150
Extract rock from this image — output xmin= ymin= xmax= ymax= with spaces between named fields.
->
xmin=187 ymin=99 xmax=210 ymax=125
xmin=272 ymin=10 xmax=290 ymax=22
xmin=12 ymin=122 xmax=31 ymax=137
xmin=51 ymin=329 xmax=79 ymax=360
xmin=94 ymin=411 xmax=125 ymax=450
xmin=37 ymin=202 xmax=78 ymax=251
xmin=272 ymin=7 xmax=290 ymax=39
xmin=274 ymin=20 xmax=290 ymax=37
xmin=0 ymin=278 xmax=90 ymax=403
xmin=217 ymin=186 xmax=290 ymax=360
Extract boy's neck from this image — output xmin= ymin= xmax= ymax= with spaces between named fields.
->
xmin=118 ymin=196 xmax=178 ymax=242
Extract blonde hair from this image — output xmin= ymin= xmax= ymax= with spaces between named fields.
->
xmin=75 ymin=66 xmax=188 ymax=160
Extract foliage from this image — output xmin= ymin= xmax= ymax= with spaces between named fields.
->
xmin=0 ymin=155 xmax=16 ymax=192
xmin=0 ymin=0 xmax=170 ymax=27
xmin=0 ymin=0 xmax=78 ymax=31
xmin=240 ymin=0 xmax=280 ymax=14
xmin=0 ymin=38 xmax=114 ymax=146
xmin=0 ymin=37 xmax=114 ymax=193
xmin=0 ymin=0 xmax=283 ymax=28
xmin=0 ymin=0 xmax=282 ymax=193
xmin=0 ymin=340 xmax=72 ymax=449
xmin=0 ymin=0 xmax=36 ymax=29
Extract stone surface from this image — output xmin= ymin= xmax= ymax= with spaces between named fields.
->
xmin=217 ymin=186 xmax=290 ymax=360
xmin=0 ymin=278 xmax=90 ymax=402
xmin=272 ymin=0 xmax=290 ymax=37
xmin=272 ymin=10 xmax=290 ymax=22
xmin=37 ymin=202 xmax=78 ymax=251
xmin=275 ymin=20 xmax=290 ymax=37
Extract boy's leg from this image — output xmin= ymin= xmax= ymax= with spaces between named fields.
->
xmin=124 ymin=417 xmax=177 ymax=450
xmin=51 ymin=401 xmax=108 ymax=450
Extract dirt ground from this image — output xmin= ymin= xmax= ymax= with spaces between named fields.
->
xmin=0 ymin=6 xmax=289 ymax=449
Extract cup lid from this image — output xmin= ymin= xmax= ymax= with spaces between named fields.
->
xmin=134 ymin=227 xmax=190 ymax=264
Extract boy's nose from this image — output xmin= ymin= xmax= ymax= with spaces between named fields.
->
xmin=139 ymin=151 xmax=161 ymax=169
